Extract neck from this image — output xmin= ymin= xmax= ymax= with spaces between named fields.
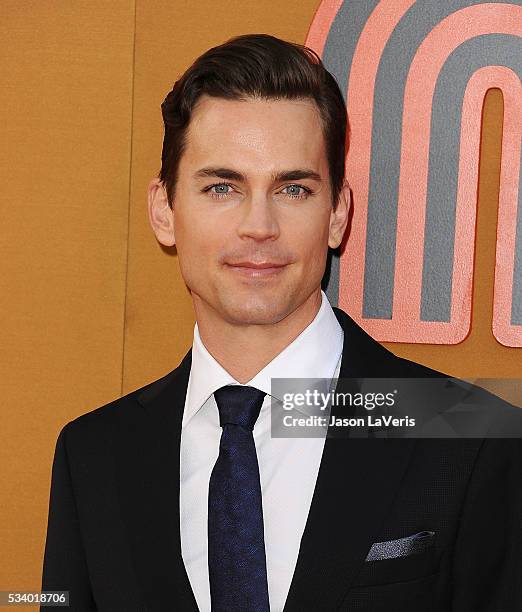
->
xmin=194 ymin=289 xmax=323 ymax=383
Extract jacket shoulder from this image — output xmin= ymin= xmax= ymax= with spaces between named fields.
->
xmin=332 ymin=306 xmax=450 ymax=378
xmin=61 ymin=365 xmax=181 ymax=438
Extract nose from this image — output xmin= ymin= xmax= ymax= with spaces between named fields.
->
xmin=236 ymin=196 xmax=280 ymax=242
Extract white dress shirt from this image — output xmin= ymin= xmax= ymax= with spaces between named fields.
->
xmin=179 ymin=290 xmax=344 ymax=612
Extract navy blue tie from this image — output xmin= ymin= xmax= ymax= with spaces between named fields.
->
xmin=208 ymin=385 xmax=270 ymax=612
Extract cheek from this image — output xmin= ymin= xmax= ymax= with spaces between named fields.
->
xmin=175 ymin=216 xmax=226 ymax=273
xmin=291 ymin=213 xmax=330 ymax=252
xmin=290 ymin=219 xmax=330 ymax=278
xmin=175 ymin=211 xmax=210 ymax=251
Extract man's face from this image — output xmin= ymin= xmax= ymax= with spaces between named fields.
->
xmin=151 ymin=94 xmax=348 ymax=326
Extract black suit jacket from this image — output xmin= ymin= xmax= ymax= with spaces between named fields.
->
xmin=41 ymin=307 xmax=522 ymax=611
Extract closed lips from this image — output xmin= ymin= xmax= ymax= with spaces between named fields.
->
xmin=227 ymin=262 xmax=287 ymax=268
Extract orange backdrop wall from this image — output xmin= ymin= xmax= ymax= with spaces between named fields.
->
xmin=1 ymin=0 xmax=519 ymax=601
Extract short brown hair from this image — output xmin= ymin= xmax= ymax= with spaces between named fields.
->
xmin=159 ymin=33 xmax=348 ymax=209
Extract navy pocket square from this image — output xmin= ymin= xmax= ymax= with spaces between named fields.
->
xmin=365 ymin=530 xmax=435 ymax=561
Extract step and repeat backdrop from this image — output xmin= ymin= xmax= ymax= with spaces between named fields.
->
xmin=1 ymin=0 xmax=520 ymax=600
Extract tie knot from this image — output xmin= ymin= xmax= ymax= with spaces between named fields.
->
xmin=214 ymin=385 xmax=267 ymax=431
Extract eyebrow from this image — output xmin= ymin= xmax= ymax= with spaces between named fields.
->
xmin=193 ymin=167 xmax=322 ymax=183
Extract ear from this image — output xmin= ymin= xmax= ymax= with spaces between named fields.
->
xmin=328 ymin=180 xmax=352 ymax=249
xmin=147 ymin=178 xmax=175 ymax=246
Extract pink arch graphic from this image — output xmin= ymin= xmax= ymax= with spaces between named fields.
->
xmin=307 ymin=0 xmax=415 ymax=326
xmin=389 ymin=3 xmax=522 ymax=343
xmin=308 ymin=2 xmax=522 ymax=345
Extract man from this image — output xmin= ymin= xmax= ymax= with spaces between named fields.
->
xmin=42 ymin=34 xmax=521 ymax=611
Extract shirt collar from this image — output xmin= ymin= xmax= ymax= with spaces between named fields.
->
xmin=183 ymin=290 xmax=344 ymax=428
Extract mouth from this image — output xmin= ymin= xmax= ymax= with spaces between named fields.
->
xmin=224 ymin=261 xmax=288 ymax=278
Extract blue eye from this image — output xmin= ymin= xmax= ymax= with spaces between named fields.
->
xmin=211 ymin=183 xmax=231 ymax=194
xmin=205 ymin=183 xmax=234 ymax=198
xmin=282 ymin=184 xmax=310 ymax=198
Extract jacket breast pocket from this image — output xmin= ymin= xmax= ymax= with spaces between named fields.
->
xmin=352 ymin=531 xmax=440 ymax=587
xmin=340 ymin=534 xmax=441 ymax=612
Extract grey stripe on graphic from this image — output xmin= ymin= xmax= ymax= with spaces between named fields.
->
xmin=512 ymin=155 xmax=522 ymax=325
xmin=421 ymin=34 xmax=522 ymax=322
xmin=321 ymin=0 xmax=381 ymax=306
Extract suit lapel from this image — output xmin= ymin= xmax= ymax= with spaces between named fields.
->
xmin=283 ymin=307 xmax=418 ymax=611
xmin=115 ymin=348 xmax=199 ymax=611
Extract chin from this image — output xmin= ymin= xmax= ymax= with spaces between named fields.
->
xmin=221 ymin=296 xmax=290 ymax=326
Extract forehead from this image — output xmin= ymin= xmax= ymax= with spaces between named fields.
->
xmin=181 ymin=95 xmax=327 ymax=173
